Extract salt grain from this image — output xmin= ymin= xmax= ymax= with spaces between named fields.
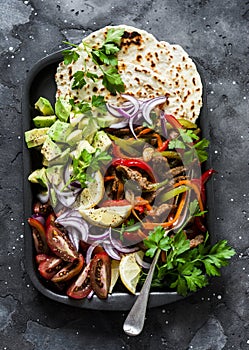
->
xmin=217 ymin=295 xmax=222 ymax=300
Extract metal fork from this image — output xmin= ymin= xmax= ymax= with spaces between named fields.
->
xmin=123 ymin=185 xmax=192 ymax=336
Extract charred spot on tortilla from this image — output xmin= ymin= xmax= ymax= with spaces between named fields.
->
xmin=136 ymin=55 xmax=142 ymax=63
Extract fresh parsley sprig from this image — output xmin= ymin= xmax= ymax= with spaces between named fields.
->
xmin=142 ymin=222 xmax=236 ymax=296
xmin=168 ymin=127 xmax=209 ymax=163
xmin=69 ymin=95 xmax=106 ymax=115
xmin=62 ymin=28 xmax=125 ymax=95
xmin=71 ymin=148 xmax=112 ymax=188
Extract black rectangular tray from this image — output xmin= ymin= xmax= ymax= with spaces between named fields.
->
xmin=22 ymin=51 xmax=213 ymax=310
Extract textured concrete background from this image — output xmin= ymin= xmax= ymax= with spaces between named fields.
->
xmin=0 ymin=0 xmax=249 ymax=349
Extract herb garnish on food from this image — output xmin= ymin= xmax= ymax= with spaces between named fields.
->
xmin=71 ymin=148 xmax=112 ymax=188
xmin=141 ymin=201 xmax=236 ymax=296
xmin=62 ymin=28 xmax=125 ymax=95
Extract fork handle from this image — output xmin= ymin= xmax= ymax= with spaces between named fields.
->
xmin=123 ymin=249 xmax=161 ymax=336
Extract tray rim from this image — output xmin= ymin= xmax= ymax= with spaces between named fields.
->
xmin=22 ymin=50 xmax=209 ymax=311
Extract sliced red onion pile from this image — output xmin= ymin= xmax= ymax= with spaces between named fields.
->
xmin=56 ymin=209 xmax=89 ymax=250
xmin=106 ymin=94 xmax=167 ymax=138
xmin=55 ymin=210 xmax=142 ymax=262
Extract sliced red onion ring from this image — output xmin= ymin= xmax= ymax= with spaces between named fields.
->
xmin=109 ymin=230 xmax=139 ymax=253
xmin=142 ymin=96 xmax=167 ymax=125
xmin=86 ymin=241 xmax=102 ymax=264
xmin=57 ymin=209 xmax=82 ymax=220
xmin=88 ymin=230 xmax=110 ymax=242
xmin=107 ymin=95 xmax=167 ymax=136
xmin=54 ymin=184 xmax=81 ymax=198
xmin=121 ymin=94 xmax=140 ymax=113
xmin=128 ymin=116 xmax=137 ymax=139
xmin=109 ymin=120 xmax=129 ymax=129
xmin=67 ymin=227 xmax=82 ymax=251
xmin=135 ymin=253 xmax=151 ymax=270
xmin=106 ymin=103 xmax=125 ymax=118
xmin=56 ymin=216 xmax=89 ymax=242
xmin=103 ymin=242 xmax=121 ymax=260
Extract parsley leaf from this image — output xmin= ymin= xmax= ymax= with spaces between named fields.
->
xmin=71 ymin=149 xmax=112 ymax=188
xmin=142 ymin=224 xmax=236 ymax=296
xmin=91 ymin=95 xmax=106 ymax=108
xmin=179 ymin=128 xmax=199 ymax=143
xmin=168 ymin=128 xmax=199 ymax=150
xmin=86 ymin=71 xmax=99 ymax=82
xmin=62 ymin=49 xmax=80 ymax=65
xmin=89 ymin=148 xmax=112 ymax=172
xmin=144 ymin=226 xmax=166 ymax=257
xmin=102 ymin=67 xmax=125 ymax=95
xmin=72 ymin=71 xmax=87 ymax=90
xmin=194 ymin=138 xmax=210 ymax=163
xmin=102 ymin=43 xmax=120 ymax=55
xmin=189 ymin=199 xmax=207 ymax=217
xmin=92 ymin=49 xmax=118 ymax=66
xmin=104 ymin=28 xmax=124 ymax=45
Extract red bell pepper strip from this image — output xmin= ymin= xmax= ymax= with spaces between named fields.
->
xmin=192 ymin=168 xmax=217 ymax=205
xmin=201 ymin=168 xmax=217 ymax=184
xmin=158 ymin=140 xmax=170 ymax=152
xmin=111 ymin=158 xmax=156 ymax=182
xmin=164 ymin=114 xmax=183 ymax=129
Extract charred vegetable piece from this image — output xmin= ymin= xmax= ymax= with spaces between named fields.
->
xmin=51 ymin=254 xmax=84 ymax=283
xmin=33 ymin=201 xmax=53 ymax=216
xmin=67 ymin=262 xmax=92 ymax=299
xmin=28 ymin=217 xmax=49 ymax=254
xmin=46 ymin=224 xmax=79 ymax=262
xmin=45 ymin=212 xmax=57 ymax=228
xmin=38 ymin=255 xmax=64 ymax=280
xmin=90 ymin=252 xmax=111 ymax=299
xmin=35 ymin=253 xmax=49 ymax=264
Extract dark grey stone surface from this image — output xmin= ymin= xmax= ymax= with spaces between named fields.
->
xmin=0 ymin=0 xmax=248 ymax=349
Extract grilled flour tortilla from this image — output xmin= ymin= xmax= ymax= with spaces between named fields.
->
xmin=56 ymin=25 xmax=202 ymax=122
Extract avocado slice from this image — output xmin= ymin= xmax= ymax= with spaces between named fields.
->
xmin=41 ymin=136 xmax=62 ymax=162
xmin=48 ymin=120 xmax=73 ymax=143
xmin=35 ymin=97 xmax=54 ymax=116
xmin=55 ymin=97 xmax=72 ymax=122
xmin=97 ymin=114 xmax=119 ymax=128
xmin=46 ymin=165 xmax=64 ymax=186
xmin=33 ymin=115 xmax=57 ymax=128
xmin=66 ymin=129 xmax=82 ymax=146
xmin=92 ymin=131 xmax=112 ymax=152
xmin=49 ymin=147 xmax=70 ymax=166
xmin=28 ymin=167 xmax=48 ymax=188
xmin=25 ymin=127 xmax=49 ymax=148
